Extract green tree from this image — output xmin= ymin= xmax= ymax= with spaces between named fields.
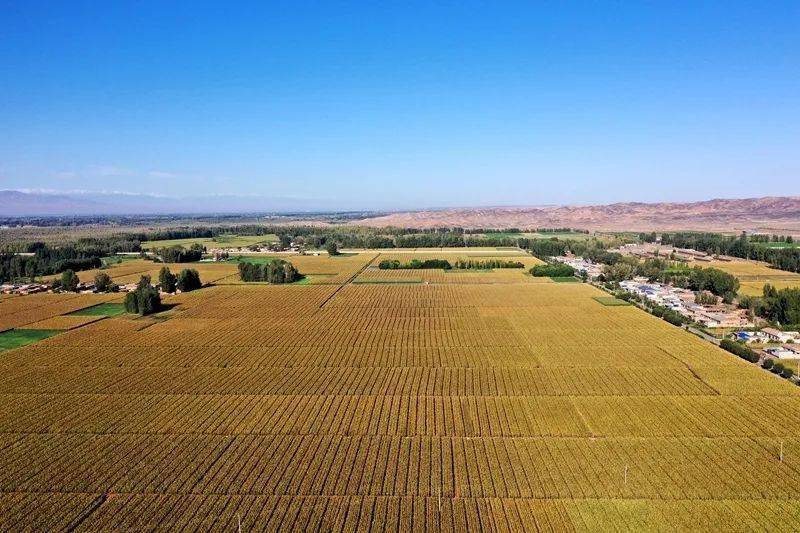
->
xmin=124 ymin=291 xmax=139 ymax=314
xmin=158 ymin=266 xmax=177 ymax=293
xmin=177 ymin=269 xmax=202 ymax=292
xmin=94 ymin=272 xmax=114 ymax=292
xmin=326 ymin=240 xmax=340 ymax=256
xmin=61 ymin=269 xmax=80 ymax=292
xmin=125 ymin=276 xmax=161 ymax=315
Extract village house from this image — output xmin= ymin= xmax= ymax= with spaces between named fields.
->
xmin=762 ymin=328 xmax=800 ymax=343
xmin=765 ymin=345 xmax=800 ymax=360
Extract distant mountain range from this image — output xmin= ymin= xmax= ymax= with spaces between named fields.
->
xmin=0 ymin=190 xmax=326 ymax=217
xmin=353 ymin=196 xmax=800 ymax=234
xmin=3 ymin=190 xmax=800 ymax=234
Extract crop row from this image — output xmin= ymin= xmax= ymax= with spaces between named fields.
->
xmin=4 ymin=493 xmax=797 ymax=532
xmin=7 ymin=393 xmax=800 ymax=438
xmin=0 ymin=366 xmax=718 ymax=396
xmin=2 ymin=434 xmax=800 ymax=500
xmin=0 ymin=394 xmax=591 ymax=437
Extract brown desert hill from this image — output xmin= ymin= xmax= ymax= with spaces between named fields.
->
xmin=352 ymin=196 xmax=800 ymax=233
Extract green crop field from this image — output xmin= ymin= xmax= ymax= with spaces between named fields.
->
xmin=69 ymin=302 xmax=127 ymax=316
xmin=0 ymin=329 xmax=60 ymax=351
xmin=593 ymin=296 xmax=632 ymax=306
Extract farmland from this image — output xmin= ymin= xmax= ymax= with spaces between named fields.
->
xmin=140 ymin=233 xmax=278 ymax=250
xmin=2 ymin=249 xmax=800 ymax=530
xmin=704 ymin=259 xmax=800 ymax=296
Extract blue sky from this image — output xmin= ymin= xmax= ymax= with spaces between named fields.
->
xmin=1 ymin=1 xmax=798 ymax=210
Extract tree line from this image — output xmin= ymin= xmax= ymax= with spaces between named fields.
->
xmin=378 ymin=259 xmax=452 ymax=270
xmin=451 ymin=259 xmax=524 ymax=269
xmin=530 ymin=264 xmax=575 ymax=277
xmin=153 ymin=244 xmax=204 ymax=263
xmin=238 ymin=260 xmax=301 ymax=283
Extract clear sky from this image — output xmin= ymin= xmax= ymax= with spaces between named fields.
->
xmin=1 ymin=1 xmax=798 ymax=210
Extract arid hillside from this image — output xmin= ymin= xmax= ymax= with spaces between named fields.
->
xmin=354 ymin=196 xmax=800 ymax=233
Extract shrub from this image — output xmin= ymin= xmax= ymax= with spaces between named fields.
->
xmin=762 ymin=358 xmax=774 ymax=370
xmin=326 ymin=241 xmax=340 ymax=256
xmin=720 ymin=339 xmax=759 ymax=363
xmin=662 ymin=309 xmax=685 ymax=326
xmin=782 ymin=366 xmax=795 ymax=379
xmin=772 ymin=362 xmax=785 ymax=375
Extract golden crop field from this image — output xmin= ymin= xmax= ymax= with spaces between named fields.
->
xmin=354 ymin=252 xmax=545 ymax=284
xmin=2 ymin=259 xmax=800 ymax=530
xmin=704 ymin=259 xmax=800 ymax=296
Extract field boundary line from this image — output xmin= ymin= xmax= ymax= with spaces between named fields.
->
xmin=318 ymin=253 xmax=380 ymax=309
xmin=189 ymin=436 xmax=237 ymax=491
xmin=655 ymin=346 xmax=721 ymax=396
xmin=568 ymin=397 xmax=596 ymax=437
xmin=65 ymin=493 xmax=107 ymax=532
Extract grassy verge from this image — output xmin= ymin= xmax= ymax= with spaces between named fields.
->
xmin=551 ymin=276 xmax=580 ymax=282
xmin=0 ymin=329 xmax=60 ymax=351
xmin=224 ymin=256 xmax=279 ymax=265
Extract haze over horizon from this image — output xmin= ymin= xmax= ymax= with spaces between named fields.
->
xmin=2 ymin=1 xmax=799 ymax=210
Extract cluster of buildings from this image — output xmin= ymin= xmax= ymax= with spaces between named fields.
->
xmin=735 ymin=328 xmax=800 ymax=344
xmin=619 ymin=278 xmax=753 ymax=328
xmin=1 ymin=280 xmax=142 ymax=295
xmin=0 ymin=282 xmax=50 ymax=295
xmin=611 ymin=243 xmax=734 ymax=263
xmin=734 ymin=329 xmax=800 ymax=361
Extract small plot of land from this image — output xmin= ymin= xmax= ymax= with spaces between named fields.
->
xmin=140 ymin=234 xmax=278 ymax=250
xmin=0 ymin=329 xmax=59 ymax=351
xmin=593 ymin=296 xmax=632 ymax=306
xmin=69 ymin=302 xmax=127 ymax=316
